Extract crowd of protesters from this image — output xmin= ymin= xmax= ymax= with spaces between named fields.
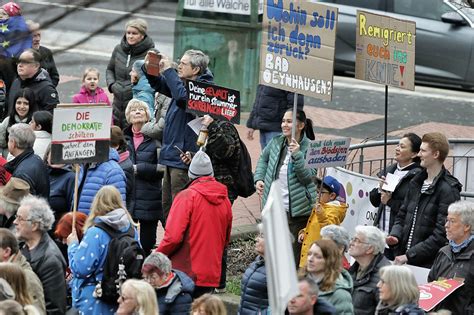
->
xmin=0 ymin=3 xmax=472 ymax=315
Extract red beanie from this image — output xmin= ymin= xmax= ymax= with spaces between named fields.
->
xmin=2 ymin=2 xmax=21 ymax=16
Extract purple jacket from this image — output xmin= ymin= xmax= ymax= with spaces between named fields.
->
xmin=72 ymin=86 xmax=111 ymax=105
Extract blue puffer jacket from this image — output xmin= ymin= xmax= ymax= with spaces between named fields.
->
xmin=124 ymin=127 xmax=162 ymax=221
xmin=156 ymin=269 xmax=195 ymax=315
xmin=48 ymin=166 xmax=75 ymax=218
xmin=239 ymin=256 xmax=269 ymax=315
xmin=77 ymin=148 xmax=126 ymax=214
xmin=145 ymin=67 xmax=213 ymax=169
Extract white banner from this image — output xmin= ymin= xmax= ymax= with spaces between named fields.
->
xmin=184 ymin=0 xmax=256 ymax=15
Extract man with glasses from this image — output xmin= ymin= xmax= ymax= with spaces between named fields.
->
xmin=7 ymin=48 xmax=59 ymax=113
xmin=14 ymin=195 xmax=67 ymax=315
xmin=348 ymin=225 xmax=390 ymax=315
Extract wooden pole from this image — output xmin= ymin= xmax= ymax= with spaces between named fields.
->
xmin=72 ymin=164 xmax=80 ymax=233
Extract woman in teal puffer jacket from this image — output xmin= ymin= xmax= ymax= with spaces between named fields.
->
xmin=254 ymin=109 xmax=317 ymax=263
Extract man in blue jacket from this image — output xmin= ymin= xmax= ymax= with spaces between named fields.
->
xmin=144 ymin=49 xmax=213 ymax=225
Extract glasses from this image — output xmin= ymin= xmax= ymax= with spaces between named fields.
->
xmin=350 ymin=237 xmax=370 ymax=245
xmin=16 ymin=59 xmax=37 ymax=65
xmin=15 ymin=215 xmax=32 ymax=223
xmin=319 ymin=190 xmax=331 ymax=194
xmin=143 ymin=273 xmax=160 ymax=282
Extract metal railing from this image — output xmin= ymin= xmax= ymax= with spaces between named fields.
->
xmin=345 ymin=138 xmax=474 ymax=198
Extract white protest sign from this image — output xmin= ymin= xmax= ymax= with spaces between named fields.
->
xmin=305 ymin=137 xmax=351 ymax=169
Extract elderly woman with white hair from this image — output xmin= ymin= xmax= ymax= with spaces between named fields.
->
xmin=123 ymin=99 xmax=163 ymax=255
xmin=348 ymin=226 xmax=391 ymax=315
xmin=141 ymin=252 xmax=194 ymax=314
xmin=320 ymin=224 xmax=351 ymax=269
xmin=428 ymin=200 xmax=474 ymax=315
xmin=375 ymin=265 xmax=424 ymax=314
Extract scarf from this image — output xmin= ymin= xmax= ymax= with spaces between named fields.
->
xmin=132 ymin=126 xmax=144 ymax=150
xmin=449 ymin=234 xmax=474 ymax=253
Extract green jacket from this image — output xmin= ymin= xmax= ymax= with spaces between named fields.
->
xmin=254 ymin=134 xmax=317 ymax=217
xmin=319 ymin=269 xmax=354 ymax=315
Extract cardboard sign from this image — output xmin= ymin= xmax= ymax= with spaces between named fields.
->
xmin=51 ymin=106 xmax=112 ymax=164
xmin=355 ymin=10 xmax=416 ymax=90
xmin=186 ymin=80 xmax=240 ymax=124
xmin=305 ymin=137 xmax=351 ymax=169
xmin=260 ymin=0 xmax=338 ymax=101
xmin=418 ymin=279 xmax=464 ymax=312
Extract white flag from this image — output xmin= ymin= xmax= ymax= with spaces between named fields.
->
xmin=262 ymin=181 xmax=299 ymax=315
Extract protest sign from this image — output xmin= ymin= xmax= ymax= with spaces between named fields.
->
xmin=184 ymin=0 xmax=262 ymax=15
xmin=260 ymin=0 xmax=338 ymax=101
xmin=418 ymin=279 xmax=464 ymax=312
xmin=305 ymin=137 xmax=351 ymax=169
xmin=186 ymin=80 xmax=240 ymax=124
xmin=51 ymin=105 xmax=112 ymax=164
xmin=355 ymin=10 xmax=416 ymax=90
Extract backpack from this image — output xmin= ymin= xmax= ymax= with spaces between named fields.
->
xmin=233 ymin=135 xmax=256 ymax=198
xmin=93 ymin=222 xmax=145 ymax=304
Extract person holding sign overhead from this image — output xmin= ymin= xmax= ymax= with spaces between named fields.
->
xmin=254 ymin=109 xmax=317 ymax=264
xmin=143 ymin=49 xmax=213 ymax=226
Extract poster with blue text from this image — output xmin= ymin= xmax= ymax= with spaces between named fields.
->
xmin=260 ymin=0 xmax=338 ymax=101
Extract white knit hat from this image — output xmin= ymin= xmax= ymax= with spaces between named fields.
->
xmin=188 ymin=150 xmax=214 ymax=180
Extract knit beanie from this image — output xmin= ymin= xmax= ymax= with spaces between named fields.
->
xmin=2 ymin=2 xmax=21 ymax=16
xmin=132 ymin=60 xmax=145 ymax=78
xmin=188 ymin=150 xmax=214 ymax=180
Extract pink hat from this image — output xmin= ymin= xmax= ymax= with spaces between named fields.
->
xmin=2 ymin=2 xmax=21 ymax=16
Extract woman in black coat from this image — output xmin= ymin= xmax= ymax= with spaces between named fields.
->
xmin=124 ymin=99 xmax=162 ymax=255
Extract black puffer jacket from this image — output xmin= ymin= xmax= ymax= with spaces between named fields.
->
xmin=390 ymin=167 xmax=462 ymax=267
xmin=370 ymin=163 xmax=422 ymax=232
xmin=428 ymin=241 xmax=474 ymax=315
xmin=246 ymin=85 xmax=304 ymax=132
xmin=124 ymin=126 xmax=162 ymax=221
xmin=38 ymin=46 xmax=60 ymax=87
xmin=5 ymin=148 xmax=50 ymax=199
xmin=349 ymin=253 xmax=391 ymax=315
xmin=238 ymin=256 xmax=269 ymax=315
xmin=8 ymin=68 xmax=59 ymax=112
xmin=106 ymin=35 xmax=154 ymax=127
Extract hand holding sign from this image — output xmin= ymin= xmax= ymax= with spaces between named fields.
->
xmin=145 ymin=50 xmax=162 ymax=76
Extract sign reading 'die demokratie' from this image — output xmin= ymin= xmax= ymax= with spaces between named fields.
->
xmin=355 ymin=10 xmax=416 ymax=90
xmin=305 ymin=137 xmax=351 ymax=169
xmin=186 ymin=80 xmax=240 ymax=124
xmin=184 ymin=0 xmax=263 ymax=15
xmin=51 ymin=106 xmax=112 ymax=164
xmin=260 ymin=0 xmax=338 ymax=101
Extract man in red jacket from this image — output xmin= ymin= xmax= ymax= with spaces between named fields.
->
xmin=157 ymin=150 xmax=232 ymax=298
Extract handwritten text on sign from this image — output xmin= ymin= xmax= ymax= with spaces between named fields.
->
xmin=186 ymin=80 xmax=240 ymax=124
xmin=355 ymin=11 xmax=416 ymax=90
xmin=305 ymin=137 xmax=351 ymax=169
xmin=260 ymin=0 xmax=338 ymax=101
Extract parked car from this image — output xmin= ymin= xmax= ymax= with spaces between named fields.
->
xmin=315 ymin=0 xmax=474 ymax=90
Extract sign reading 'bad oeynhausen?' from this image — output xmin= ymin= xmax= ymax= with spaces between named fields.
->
xmin=355 ymin=11 xmax=416 ymax=90
xmin=260 ymin=0 xmax=338 ymax=101
xmin=51 ymin=106 xmax=112 ymax=164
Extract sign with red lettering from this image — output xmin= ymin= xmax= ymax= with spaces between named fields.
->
xmin=418 ymin=279 xmax=464 ymax=312
xmin=186 ymin=80 xmax=240 ymax=124
xmin=51 ymin=105 xmax=112 ymax=164
xmin=305 ymin=137 xmax=351 ymax=169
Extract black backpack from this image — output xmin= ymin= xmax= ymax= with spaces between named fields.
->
xmin=233 ymin=136 xmax=256 ymax=198
xmin=93 ymin=222 xmax=145 ymax=304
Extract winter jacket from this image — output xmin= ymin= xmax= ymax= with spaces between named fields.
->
xmin=72 ymin=86 xmax=111 ymax=105
xmin=375 ymin=303 xmax=425 ymax=315
xmin=124 ymin=126 xmax=162 ymax=221
xmin=5 ymin=148 xmax=50 ymax=199
xmin=145 ymin=68 xmax=213 ymax=169
xmin=299 ymin=200 xmax=348 ymax=267
xmin=106 ymin=35 xmax=154 ymax=127
xmin=8 ymin=68 xmax=59 ymax=112
xmin=48 ymin=166 xmax=75 ymax=220
xmin=0 ymin=114 xmax=29 ymax=158
xmin=68 ymin=208 xmax=137 ymax=315
xmin=318 ymin=269 xmax=354 ymax=315
xmin=370 ymin=163 xmax=422 ymax=232
xmin=157 ymin=176 xmax=233 ymax=287
xmin=33 ymin=130 xmax=51 ymax=160
xmin=77 ymin=148 xmax=127 ymax=214
xmin=239 ymin=256 xmax=269 ymax=315
xmin=132 ymin=69 xmax=155 ymax=115
xmin=349 ymin=254 xmax=391 ymax=315
xmin=156 ymin=269 xmax=195 ymax=315
xmin=390 ymin=167 xmax=462 ymax=267
xmin=118 ymin=150 xmax=135 ymax=211
xmin=206 ymin=119 xmax=241 ymax=203
xmin=38 ymin=46 xmax=60 ymax=87
xmin=247 ymin=85 xmax=304 ymax=132
xmin=428 ymin=240 xmax=474 ymax=315
xmin=254 ymin=134 xmax=317 ymax=218
xmin=21 ymin=232 xmax=67 ymax=315
xmin=9 ymin=252 xmax=46 ymax=315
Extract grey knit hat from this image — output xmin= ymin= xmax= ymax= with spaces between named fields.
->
xmin=188 ymin=150 xmax=214 ymax=180
xmin=0 ymin=278 xmax=15 ymax=301
xmin=132 ymin=60 xmax=145 ymax=78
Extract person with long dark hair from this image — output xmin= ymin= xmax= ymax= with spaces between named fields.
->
xmin=30 ymin=110 xmax=52 ymax=160
xmin=254 ymin=109 xmax=317 ymax=264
